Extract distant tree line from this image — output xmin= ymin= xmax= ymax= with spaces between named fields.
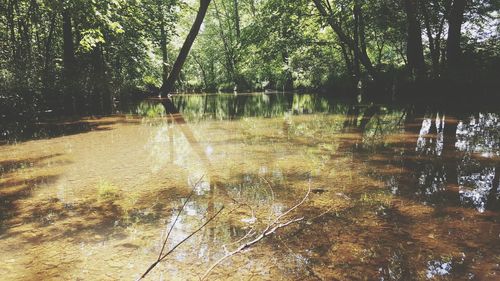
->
xmin=0 ymin=0 xmax=498 ymax=118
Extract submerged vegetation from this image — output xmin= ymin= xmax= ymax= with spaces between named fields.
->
xmin=96 ymin=180 xmax=120 ymax=200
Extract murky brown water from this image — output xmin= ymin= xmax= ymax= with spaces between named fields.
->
xmin=1 ymin=93 xmax=499 ymax=280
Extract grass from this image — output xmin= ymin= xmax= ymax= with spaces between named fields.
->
xmin=97 ymin=180 xmax=120 ymax=200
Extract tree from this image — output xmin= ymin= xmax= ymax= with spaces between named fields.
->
xmin=446 ymin=0 xmax=467 ymax=71
xmin=0 ymin=0 xmax=498 ymax=122
xmin=403 ymin=0 xmax=426 ymax=81
xmin=160 ymin=0 xmax=212 ymax=96
xmin=312 ymin=0 xmax=378 ymax=82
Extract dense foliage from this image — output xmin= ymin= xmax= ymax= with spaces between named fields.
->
xmin=1 ymin=0 xmax=498 ymax=117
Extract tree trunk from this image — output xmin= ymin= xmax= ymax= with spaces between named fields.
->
xmin=159 ymin=2 xmax=169 ymax=85
xmin=446 ymin=0 xmax=466 ymax=71
xmin=353 ymin=0 xmax=361 ymax=82
xmin=404 ymin=0 xmax=426 ymax=81
xmin=280 ymin=22 xmax=293 ymax=91
xmin=92 ymin=46 xmax=111 ymax=115
xmin=420 ymin=1 xmax=439 ymax=77
xmin=233 ymin=0 xmax=240 ymax=39
xmin=338 ymin=40 xmax=357 ymax=91
xmin=44 ymin=13 xmax=56 ymax=74
xmin=436 ymin=0 xmax=452 ymax=71
xmin=281 ymin=49 xmax=293 ymax=91
xmin=62 ymin=3 xmax=77 ymax=114
xmin=43 ymin=12 xmax=57 ymax=107
xmin=161 ymin=0 xmax=212 ymax=96
xmin=358 ymin=1 xmax=371 ymax=76
xmin=7 ymin=0 xmax=16 ymax=59
xmin=192 ymin=53 xmax=210 ymax=90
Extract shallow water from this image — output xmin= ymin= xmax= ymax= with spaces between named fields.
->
xmin=0 ymin=93 xmax=499 ymax=280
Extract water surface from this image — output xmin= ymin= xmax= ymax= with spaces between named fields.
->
xmin=0 ymin=93 xmax=499 ymax=280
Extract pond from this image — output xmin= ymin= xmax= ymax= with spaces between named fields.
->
xmin=0 ymin=93 xmax=499 ymax=280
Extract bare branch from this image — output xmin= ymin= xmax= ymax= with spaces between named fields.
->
xmin=200 ymin=183 xmax=311 ymax=281
xmin=159 ymin=206 xmax=224 ymax=262
xmin=138 ymin=206 xmax=224 ymax=280
xmin=158 ymin=175 xmax=204 ymax=260
xmin=137 ymin=174 xmax=225 ymax=281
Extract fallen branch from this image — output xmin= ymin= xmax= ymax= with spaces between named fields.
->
xmin=137 ymin=175 xmax=225 ymax=280
xmin=138 ymin=206 xmax=224 ymax=280
xmin=158 ymin=176 xmax=204 ymax=261
xmin=200 ymin=184 xmax=311 ymax=280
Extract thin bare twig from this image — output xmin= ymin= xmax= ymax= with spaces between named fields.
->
xmin=138 ymin=206 xmax=224 ymax=280
xmin=137 ymin=175 xmax=225 ymax=281
xmin=260 ymin=176 xmax=277 ymax=225
xmin=200 ymin=184 xmax=311 ymax=281
xmin=159 ymin=206 xmax=225 ymax=262
xmin=158 ymin=175 xmax=204 ymax=260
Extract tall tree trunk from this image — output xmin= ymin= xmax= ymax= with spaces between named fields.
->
xmin=233 ymin=0 xmax=240 ymax=39
xmin=92 ymin=46 xmax=110 ymax=115
xmin=44 ymin=13 xmax=56 ymax=74
xmin=161 ymin=0 xmax=212 ymax=96
xmin=420 ymin=1 xmax=440 ymax=77
xmin=43 ymin=12 xmax=57 ymax=106
xmin=160 ymin=23 xmax=169 ymax=86
xmin=280 ymin=22 xmax=293 ymax=91
xmin=357 ymin=1 xmax=371 ymax=76
xmin=62 ymin=3 xmax=77 ymax=114
xmin=192 ymin=53 xmax=210 ymax=90
xmin=404 ymin=0 xmax=426 ymax=82
xmin=436 ymin=0 xmax=452 ymax=70
xmin=353 ymin=0 xmax=361 ymax=82
xmin=339 ymin=42 xmax=357 ymax=92
xmin=281 ymin=49 xmax=293 ymax=91
xmin=7 ymin=0 xmax=16 ymax=60
xmin=159 ymin=2 xmax=169 ymax=85
xmin=446 ymin=0 xmax=466 ymax=71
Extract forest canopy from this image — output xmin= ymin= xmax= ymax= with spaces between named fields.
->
xmin=1 ymin=0 xmax=499 ymax=117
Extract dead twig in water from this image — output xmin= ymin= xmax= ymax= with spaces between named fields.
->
xmin=138 ymin=207 xmax=224 ymax=280
xmin=200 ymin=184 xmax=311 ymax=280
xmin=158 ymin=175 xmax=204 ymax=260
xmin=137 ymin=175 xmax=225 ymax=281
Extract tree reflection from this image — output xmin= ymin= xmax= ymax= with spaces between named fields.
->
xmin=138 ymin=93 xmax=499 ymax=279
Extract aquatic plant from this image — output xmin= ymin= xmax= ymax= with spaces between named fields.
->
xmin=97 ymin=180 xmax=120 ymax=200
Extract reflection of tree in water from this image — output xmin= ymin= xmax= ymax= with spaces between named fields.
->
xmin=454 ymin=113 xmax=499 ymax=212
xmin=139 ymin=95 xmax=500 ymax=278
xmin=168 ymin=93 xmax=337 ymax=121
xmin=378 ymin=250 xmax=412 ymax=280
xmin=416 ymin=163 xmax=447 ymax=200
xmin=455 ymin=113 xmax=500 ymax=157
xmin=402 ymin=112 xmax=454 ymax=205
xmin=407 ymin=111 xmax=500 ymax=212
xmin=458 ymin=156 xmax=497 ymax=212
xmin=416 ymin=114 xmax=445 ymax=156
xmin=142 ymin=97 xmax=314 ymax=278
xmin=170 ymin=97 xmax=500 ymax=213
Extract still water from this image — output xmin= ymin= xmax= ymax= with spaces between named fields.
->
xmin=0 ymin=93 xmax=499 ymax=280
